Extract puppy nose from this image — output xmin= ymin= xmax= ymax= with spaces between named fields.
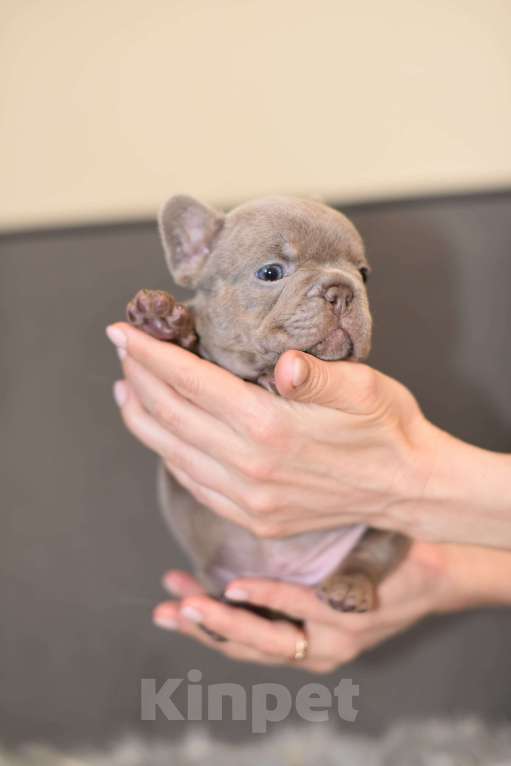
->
xmin=321 ymin=281 xmax=353 ymax=312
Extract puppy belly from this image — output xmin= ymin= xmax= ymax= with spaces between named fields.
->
xmin=158 ymin=461 xmax=366 ymax=592
xmin=205 ymin=525 xmax=367 ymax=591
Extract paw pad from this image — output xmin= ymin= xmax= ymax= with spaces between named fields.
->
xmin=317 ymin=573 xmax=375 ymax=613
xmin=126 ymin=289 xmax=197 ymax=349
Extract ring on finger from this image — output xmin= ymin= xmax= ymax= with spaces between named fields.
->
xmin=292 ymin=631 xmax=309 ymax=662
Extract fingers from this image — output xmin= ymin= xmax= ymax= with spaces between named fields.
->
xmin=174 ymin=594 xmax=306 ymax=659
xmin=123 ymin=354 xmax=247 ymax=464
xmin=153 ymin=598 xmax=285 ymax=666
xmin=113 ymin=380 xmax=253 ymax=527
xmin=154 ymin=590 xmax=359 ymax=672
xmin=275 ymin=350 xmax=384 ymax=415
xmin=224 ymin=578 xmax=342 ymax=625
xmin=119 ymin=356 xmax=340 ymax=533
xmin=168 ymin=465 xmax=252 ymax=530
xmin=117 ymin=369 xmax=365 ymax=533
xmin=114 ymin=379 xmax=180 ymax=455
xmin=106 ymin=323 xmax=270 ymax=430
xmin=116 ymin=376 xmax=348 ymax=535
xmin=162 ymin=570 xmax=207 ymax=598
xmin=155 ymin=572 xmax=367 ymax=672
xmin=114 ymin=378 xmax=215 ymax=476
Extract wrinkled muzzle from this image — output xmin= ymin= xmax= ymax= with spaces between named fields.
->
xmin=258 ymin=270 xmax=371 ymax=362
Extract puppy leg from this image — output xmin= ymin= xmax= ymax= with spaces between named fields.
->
xmin=317 ymin=530 xmax=411 ymax=613
xmin=126 ymin=288 xmax=197 ymax=349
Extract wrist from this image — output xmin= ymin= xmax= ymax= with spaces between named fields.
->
xmin=393 ymin=418 xmax=511 ymax=549
xmin=441 ymin=544 xmax=511 ymax=611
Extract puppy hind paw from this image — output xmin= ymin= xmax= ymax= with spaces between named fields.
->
xmin=126 ymin=289 xmax=197 ymax=349
xmin=316 ymin=573 xmax=376 ymax=613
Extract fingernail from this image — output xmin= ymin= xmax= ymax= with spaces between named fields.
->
xmin=117 ymin=347 xmax=127 ymax=361
xmin=113 ymin=380 xmax=127 ymax=407
xmin=162 ymin=576 xmax=181 ymax=596
xmin=291 ymin=356 xmax=308 ymax=387
xmin=224 ymin=587 xmax=249 ymax=602
xmin=180 ymin=605 xmax=203 ymax=623
xmin=106 ymin=325 xmax=127 ymax=349
xmin=153 ymin=614 xmax=178 ymax=631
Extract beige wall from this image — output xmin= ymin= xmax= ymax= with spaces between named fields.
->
xmin=1 ymin=0 xmax=511 ymax=231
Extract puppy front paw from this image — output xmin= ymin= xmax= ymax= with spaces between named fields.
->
xmin=316 ymin=572 xmax=376 ymax=613
xmin=126 ymin=289 xmax=197 ymax=349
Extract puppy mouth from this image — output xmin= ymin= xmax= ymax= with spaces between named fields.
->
xmin=306 ymin=327 xmax=354 ymax=360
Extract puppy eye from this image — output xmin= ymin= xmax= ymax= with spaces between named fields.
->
xmin=359 ymin=267 xmax=369 ymax=283
xmin=256 ymin=263 xmax=285 ymax=281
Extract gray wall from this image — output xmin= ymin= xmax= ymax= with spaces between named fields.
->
xmin=1 ymin=191 xmax=510 ymax=747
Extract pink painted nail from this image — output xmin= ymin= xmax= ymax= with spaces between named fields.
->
xmin=180 ymin=605 xmax=203 ymax=623
xmin=224 ymin=587 xmax=249 ymax=602
xmin=291 ymin=356 xmax=309 ymax=387
xmin=162 ymin=576 xmax=181 ymax=596
xmin=113 ymin=380 xmax=127 ymax=407
xmin=154 ymin=614 xmax=178 ymax=630
xmin=106 ymin=326 xmax=127 ymax=349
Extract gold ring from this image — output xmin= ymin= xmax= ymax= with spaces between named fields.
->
xmin=292 ymin=633 xmax=309 ymax=662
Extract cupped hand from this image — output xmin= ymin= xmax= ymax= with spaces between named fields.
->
xmin=107 ymin=322 xmax=435 ymax=540
xmin=107 ymin=322 xmax=511 ymax=547
xmin=152 ymin=541 xmax=495 ymax=673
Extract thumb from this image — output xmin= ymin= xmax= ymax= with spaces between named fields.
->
xmin=274 ymin=350 xmax=383 ymax=415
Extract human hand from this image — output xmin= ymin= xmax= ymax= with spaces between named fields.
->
xmin=152 ymin=541 xmax=511 ymax=673
xmin=107 ymin=322 xmax=511 ymax=547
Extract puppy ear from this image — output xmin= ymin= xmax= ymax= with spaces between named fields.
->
xmin=158 ymin=195 xmax=225 ymax=287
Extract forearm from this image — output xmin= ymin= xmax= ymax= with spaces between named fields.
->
xmin=398 ymin=421 xmax=511 ymax=549
xmin=444 ymin=543 xmax=511 ymax=610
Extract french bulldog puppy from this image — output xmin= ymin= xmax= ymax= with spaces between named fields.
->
xmin=127 ymin=196 xmax=409 ymax=622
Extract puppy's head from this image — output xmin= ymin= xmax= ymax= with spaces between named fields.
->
xmin=159 ymin=195 xmax=372 ymax=379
